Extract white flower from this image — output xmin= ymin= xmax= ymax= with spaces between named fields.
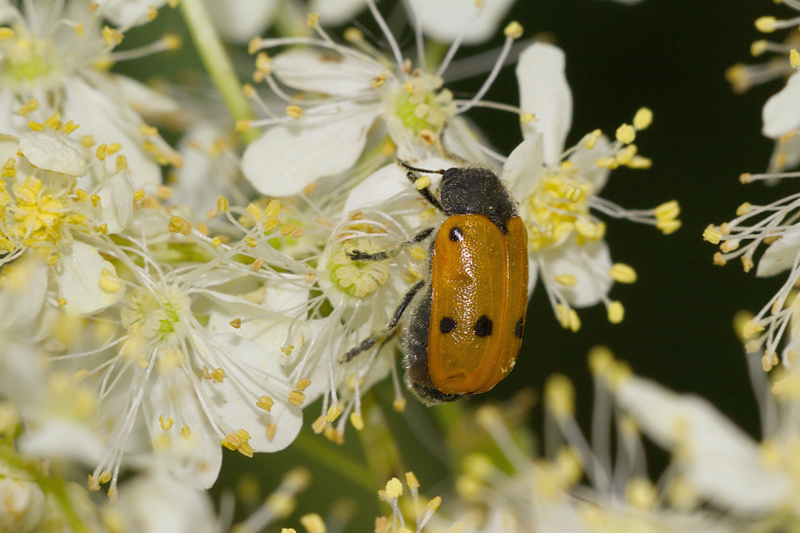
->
xmin=504 ymin=43 xmax=678 ymax=329
xmin=609 ymin=345 xmax=800 ymax=524
xmin=242 ymin=7 xmax=525 ymax=196
xmin=0 ymin=0 xmax=181 ymax=188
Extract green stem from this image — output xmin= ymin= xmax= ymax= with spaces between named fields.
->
xmin=356 ymin=390 xmax=406 ymax=488
xmin=293 ymin=429 xmax=375 ymax=493
xmin=179 ymin=0 xmax=257 ymax=144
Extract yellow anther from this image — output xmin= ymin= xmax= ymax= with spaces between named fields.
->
xmin=296 ymin=378 xmax=311 ymax=391
xmin=99 ymin=268 xmax=122 ymax=293
xmin=99 ymin=470 xmax=112 ymax=484
xmin=627 ymin=478 xmax=658 ymax=510
xmin=405 ymin=471 xmax=420 ymax=491
xmin=288 ymin=390 xmax=306 ymax=406
xmin=554 ymin=274 xmax=577 ymax=286
xmin=181 ymin=426 xmax=191 ymax=439
xmin=610 ymin=263 xmax=637 ymax=284
xmin=414 ymin=175 xmax=431 ymax=190
xmin=168 ymin=216 xmax=192 ymax=235
xmin=102 ymin=26 xmax=124 ymax=46
xmin=0 ymin=28 xmax=14 ymax=40
xmin=247 ymin=36 xmax=261 ymax=55
xmin=244 ymin=236 xmax=258 ymax=248
xmin=751 ymin=40 xmax=769 ymax=57
xmin=286 ymin=105 xmax=303 ymax=119
xmin=210 ymin=368 xmax=226 ymax=382
xmin=325 ymin=404 xmax=341 ymax=422
xmin=159 ymin=415 xmax=173 ymax=430
xmin=654 ymin=200 xmax=680 ymax=221
xmin=792 ymin=49 xmax=800 ymax=69
xmin=588 ymin=345 xmax=615 ymax=376
xmin=657 ymin=219 xmax=681 ymax=235
xmin=96 ymin=143 xmax=108 ymax=161
xmin=393 ymin=397 xmax=406 ymax=412
xmin=299 ymin=514 xmax=326 ymax=533
xmin=28 ymin=121 xmax=44 ymax=132
xmin=344 ymin=27 xmax=364 ymax=42
xmin=545 ymin=374 xmax=575 ymax=419
xmin=615 ymin=123 xmax=636 ymax=144
xmin=703 ymin=225 xmax=722 ymax=244
xmin=163 ymin=35 xmax=181 ymax=50
xmin=633 ymin=108 xmax=653 ymax=130
xmin=736 ymin=202 xmax=752 ymax=216
xmin=503 ymin=21 xmax=523 ymax=39
xmin=265 ymin=199 xmax=280 ymax=219
xmin=584 ymin=129 xmax=602 ymax=150
xmin=755 ymin=16 xmax=777 ymax=33
xmin=385 ymin=478 xmax=404 ymax=499
xmin=742 ymin=319 xmax=764 ymax=339
xmin=281 ymin=223 xmax=296 ymax=236
xmin=607 ymin=301 xmax=624 ymax=324
xmin=311 ymin=415 xmax=326 ymax=434
xmin=57 ymin=297 xmax=67 ymax=307
xmin=247 ymin=203 xmax=263 ymax=221
xmin=350 ymin=412 xmax=364 ymax=430
xmin=410 ymin=246 xmax=426 ymax=261
xmin=266 ymin=423 xmax=277 ymax=442
xmin=307 ymin=13 xmax=321 ymax=27
xmin=44 ymin=112 xmax=61 ymax=130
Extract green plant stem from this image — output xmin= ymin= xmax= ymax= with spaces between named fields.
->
xmin=356 ymin=390 xmax=406 ymax=488
xmin=293 ymin=429 xmax=375 ymax=493
xmin=179 ymin=0 xmax=257 ymax=144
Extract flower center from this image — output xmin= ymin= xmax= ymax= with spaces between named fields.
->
xmin=0 ymin=32 xmax=63 ymax=89
xmin=523 ymin=163 xmax=604 ymax=251
xmin=328 ymin=239 xmax=389 ymax=298
xmin=391 ymin=73 xmax=456 ymax=136
xmin=121 ymin=288 xmax=188 ymax=341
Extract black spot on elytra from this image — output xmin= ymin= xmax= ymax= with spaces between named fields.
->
xmin=448 ymin=227 xmax=464 ymax=242
xmin=439 ymin=316 xmax=457 ymax=334
xmin=474 ymin=315 xmax=493 ymax=337
xmin=514 ymin=317 xmax=525 ymax=339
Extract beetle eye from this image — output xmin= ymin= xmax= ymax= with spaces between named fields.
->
xmin=441 ymin=168 xmax=459 ymax=181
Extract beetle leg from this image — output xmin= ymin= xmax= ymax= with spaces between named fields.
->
xmin=339 ymin=280 xmax=426 ymax=363
xmin=346 ymin=227 xmax=434 ymax=262
xmin=397 ymin=161 xmax=447 ymax=213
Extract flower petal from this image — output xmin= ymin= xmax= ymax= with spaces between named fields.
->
xmin=406 ymin=0 xmax=516 ymax=45
xmin=19 ymin=132 xmax=86 ymax=176
xmin=95 ymin=170 xmax=134 ymax=234
xmin=0 ymin=254 xmax=47 ymax=332
xmin=207 ymin=311 xmax=311 ymax=367
xmin=763 ymin=72 xmax=800 ymax=139
xmin=242 ymin=103 xmax=381 ymax=196
xmin=272 ymin=48 xmax=384 ymax=96
xmin=517 ymin=43 xmax=572 ymax=165
xmin=308 ymin=0 xmax=367 ymax=26
xmin=57 ymin=241 xmax=125 ymax=315
xmin=567 ymin=134 xmax=612 ymax=193
xmin=147 ymin=372 xmax=223 ymax=490
xmin=198 ymin=335 xmax=303 ymax=452
xmin=616 ymin=375 xmax=791 ymax=513
xmin=757 ymin=231 xmax=800 ymax=277
xmin=206 ymin=0 xmax=280 ymax=44
xmin=539 ymin=240 xmax=612 ymax=308
xmin=502 ymin=132 xmax=545 ymax=195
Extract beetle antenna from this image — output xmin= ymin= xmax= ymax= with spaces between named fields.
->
xmin=396 ymin=160 xmax=446 ymax=174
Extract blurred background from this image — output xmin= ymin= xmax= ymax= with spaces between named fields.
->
xmin=120 ymin=0 xmax=780 ymax=528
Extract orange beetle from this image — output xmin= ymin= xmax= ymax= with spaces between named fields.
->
xmin=341 ymin=162 xmax=528 ymax=405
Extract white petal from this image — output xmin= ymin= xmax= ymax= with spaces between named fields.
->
xmin=109 ymin=74 xmax=181 ymax=117
xmin=206 ymin=0 xmax=279 ymax=44
xmin=502 ymin=133 xmax=545 ymax=195
xmin=0 ymin=476 xmax=44 ymax=533
xmin=539 ymin=240 xmax=612 ymax=308
xmin=272 ymin=48 xmax=384 ymax=96
xmin=757 ymin=231 xmax=800 ymax=277
xmin=94 ymin=0 xmax=169 ymax=27
xmin=95 ymin=170 xmax=134 ymax=234
xmin=116 ymin=470 xmax=217 ymax=533
xmin=527 ymin=255 xmax=539 ymax=296
xmin=309 ymin=0 xmax=367 ymax=25
xmin=207 ymin=311 xmax=311 ymax=367
xmin=147 ymin=373 xmax=223 ymax=490
xmin=57 ymin=242 xmax=125 ymax=315
xmin=19 ymin=419 xmax=106 ymax=466
xmin=763 ymin=72 xmax=800 ymax=139
xmin=441 ymin=115 xmax=496 ymax=167
xmin=172 ymin=122 xmax=239 ymax=215
xmin=406 ymin=0 xmax=516 ymax=45
xmin=19 ymin=132 xmax=86 ymax=176
xmin=0 ymin=255 xmax=47 ymax=332
xmin=517 ymin=43 xmax=573 ymax=165
xmin=242 ymin=104 xmax=381 ymax=196
xmin=63 ymin=78 xmax=164 ymax=189
xmin=343 ymin=156 xmax=452 ymax=214
xmin=198 ymin=335 xmax=303 ymax=452
xmin=616 ymin=375 xmax=791 ymax=513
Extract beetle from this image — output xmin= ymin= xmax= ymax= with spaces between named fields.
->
xmin=340 ymin=161 xmax=529 ymax=405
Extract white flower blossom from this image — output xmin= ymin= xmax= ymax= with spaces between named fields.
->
xmin=0 ymin=0 xmax=181 ymax=188
xmin=504 ymin=43 xmax=679 ymax=329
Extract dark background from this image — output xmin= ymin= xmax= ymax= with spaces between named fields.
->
xmin=123 ymin=0 xmax=783 ymax=529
